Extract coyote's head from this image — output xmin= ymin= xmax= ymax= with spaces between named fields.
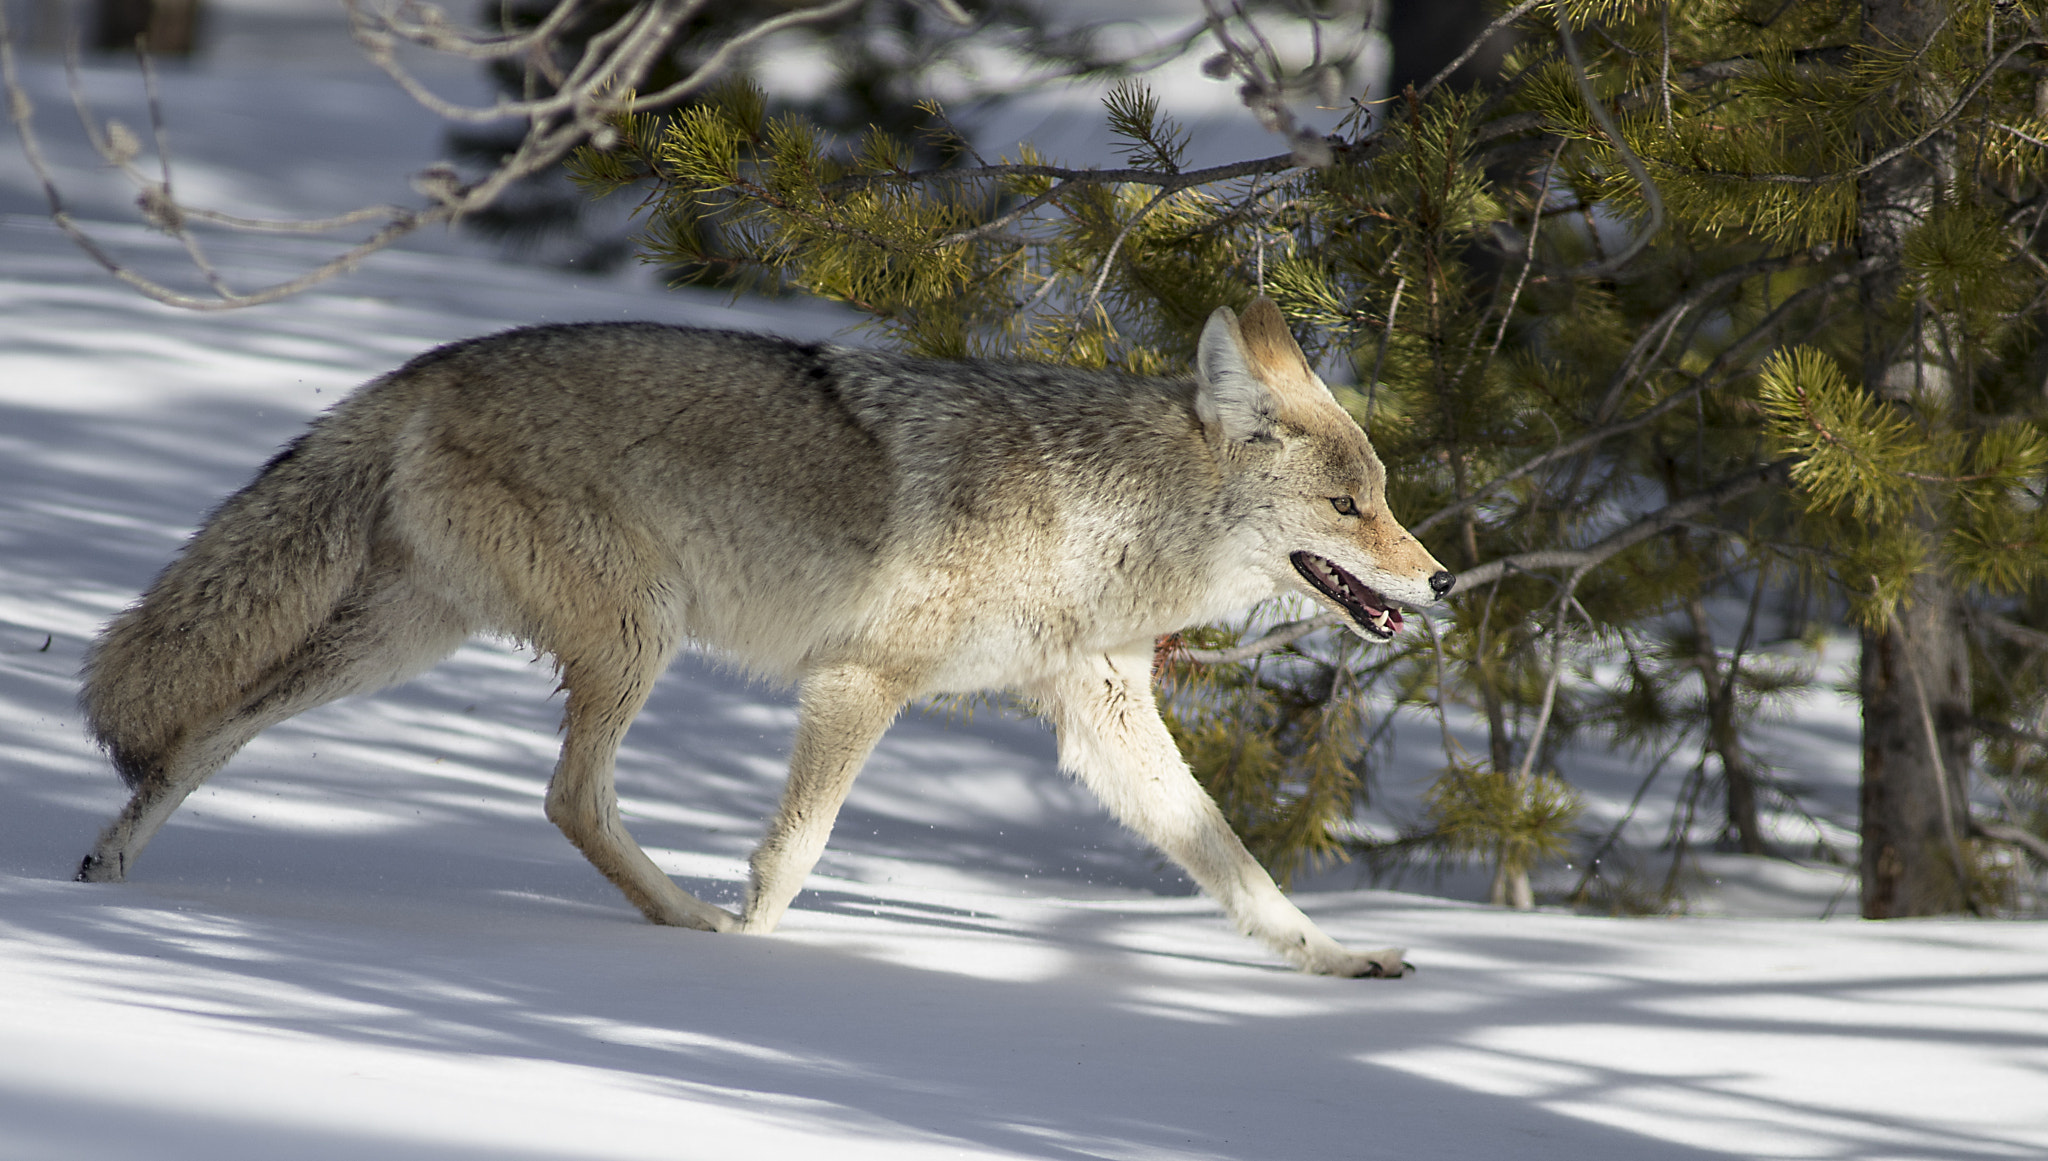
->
xmin=1194 ymin=299 xmax=1453 ymax=641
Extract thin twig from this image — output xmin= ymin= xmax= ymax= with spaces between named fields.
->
xmin=1556 ymin=9 xmax=1666 ymax=277
xmin=1179 ymin=614 xmax=1344 ymax=664
xmin=1485 ymin=138 xmax=1567 ymax=365
xmin=1410 ymin=0 xmax=1544 ymax=106
xmin=826 ymin=150 xmax=1322 ymax=197
xmin=1973 ymin=820 xmax=2048 ymax=866
xmin=1451 ymin=461 xmax=1793 ymax=594
xmin=1512 ymin=590 xmax=1579 ymax=784
xmin=1653 ymin=32 xmax=2042 ymax=187
xmin=1363 ymin=274 xmax=1405 ymax=427
xmin=1901 ymin=632 xmax=1981 ymax=914
xmin=1076 ymin=185 xmax=1172 ymax=335
xmin=2 ymin=0 xmax=877 ymax=309
xmin=1413 ymin=257 xmax=1873 ymax=536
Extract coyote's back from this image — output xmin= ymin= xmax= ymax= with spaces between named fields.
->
xmin=77 ymin=305 xmax=1451 ymax=977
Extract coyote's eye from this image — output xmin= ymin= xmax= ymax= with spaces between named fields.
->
xmin=1329 ymin=496 xmax=1359 ymax=517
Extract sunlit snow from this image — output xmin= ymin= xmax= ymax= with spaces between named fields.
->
xmin=4 ymin=4 xmax=2045 ymax=1158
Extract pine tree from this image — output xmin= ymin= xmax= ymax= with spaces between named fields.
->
xmin=567 ymin=0 xmax=2048 ymax=912
xmin=448 ymin=0 xmax=1063 ymax=268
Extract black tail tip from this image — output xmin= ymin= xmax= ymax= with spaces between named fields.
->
xmin=77 ymin=851 xmax=123 ymax=882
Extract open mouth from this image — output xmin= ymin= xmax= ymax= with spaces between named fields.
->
xmin=1290 ymin=551 xmax=1403 ymax=640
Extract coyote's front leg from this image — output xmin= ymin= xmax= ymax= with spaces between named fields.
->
xmin=737 ymin=663 xmax=911 ymax=934
xmin=1034 ymin=647 xmax=1410 ymax=977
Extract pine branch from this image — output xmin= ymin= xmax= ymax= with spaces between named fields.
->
xmin=1413 ymin=258 xmax=1875 ymax=536
xmin=1650 ymin=32 xmax=2044 ymax=187
xmin=819 ymin=145 xmax=1373 ymax=198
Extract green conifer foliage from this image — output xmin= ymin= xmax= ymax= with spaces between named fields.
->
xmin=570 ymin=0 xmax=2048 ymax=910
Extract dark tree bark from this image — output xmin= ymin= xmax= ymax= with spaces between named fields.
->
xmin=1384 ymin=0 xmax=1513 ymax=95
xmin=1860 ymin=594 xmax=1974 ymax=915
xmin=93 ymin=0 xmax=202 ymax=57
xmin=1855 ymin=0 xmax=1973 ymax=917
xmin=1687 ymin=595 xmax=1766 ymax=855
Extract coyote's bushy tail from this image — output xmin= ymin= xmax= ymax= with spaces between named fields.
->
xmin=80 ymin=401 xmax=396 ymax=789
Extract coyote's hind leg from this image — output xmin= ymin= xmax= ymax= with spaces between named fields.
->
xmin=545 ymin=632 xmax=739 ymax=932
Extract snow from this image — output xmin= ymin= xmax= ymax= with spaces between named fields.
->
xmin=4 ymin=7 xmax=2048 ymax=1159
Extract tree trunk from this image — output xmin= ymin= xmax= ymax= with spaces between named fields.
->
xmin=1489 ymin=862 xmax=1534 ymax=910
xmin=1855 ymin=0 xmax=1973 ymax=918
xmin=1688 ymin=595 xmax=1766 ymax=854
xmin=1859 ymin=588 xmax=1974 ymax=915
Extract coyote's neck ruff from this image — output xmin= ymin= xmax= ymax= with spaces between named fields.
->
xmin=77 ymin=298 xmax=1450 ymax=976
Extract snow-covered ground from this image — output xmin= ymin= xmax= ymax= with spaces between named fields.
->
xmin=4 ymin=6 xmax=2047 ymax=1158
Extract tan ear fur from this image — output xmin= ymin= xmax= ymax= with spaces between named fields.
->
xmin=1236 ymin=298 xmax=1325 ymax=406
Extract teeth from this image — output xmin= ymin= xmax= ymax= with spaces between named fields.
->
xmin=1294 ymin=552 xmax=1399 ymax=637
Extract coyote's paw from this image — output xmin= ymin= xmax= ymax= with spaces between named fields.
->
xmin=673 ymin=908 xmax=742 ymax=934
xmin=731 ymin=909 xmax=790 ymax=936
xmin=1306 ymin=945 xmax=1413 ymax=979
xmin=640 ymin=893 xmax=740 ymax=933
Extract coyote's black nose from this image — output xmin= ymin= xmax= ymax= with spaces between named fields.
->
xmin=1429 ymin=570 xmax=1456 ymax=598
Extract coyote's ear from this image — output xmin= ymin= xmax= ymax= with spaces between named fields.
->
xmin=1236 ymin=298 xmax=1325 ymax=401
xmin=1195 ymin=305 xmax=1278 ymax=443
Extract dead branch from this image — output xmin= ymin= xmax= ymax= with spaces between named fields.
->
xmin=1178 ymin=615 xmax=1341 ymax=665
xmin=1176 ymin=463 xmax=1793 ymax=666
xmin=2 ymin=0 xmax=1399 ymax=310
xmin=1983 ymin=615 xmax=2048 ymax=654
xmin=0 ymin=0 xmax=946 ymax=309
xmin=1411 ymin=257 xmax=1877 ymax=537
xmin=1450 ymin=461 xmax=1793 ymax=594
xmin=1973 ymin=819 xmax=2048 ymax=867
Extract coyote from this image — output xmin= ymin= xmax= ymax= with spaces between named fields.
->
xmin=77 ymin=298 xmax=1451 ymax=976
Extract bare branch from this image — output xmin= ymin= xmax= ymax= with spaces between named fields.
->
xmin=1973 ymin=715 xmax=2048 ymax=748
xmin=1449 ymin=461 xmax=1793 ymax=594
xmin=1556 ymin=10 xmax=1664 ymax=277
xmin=1411 ymin=256 xmax=1875 ymax=537
xmin=1196 ymin=0 xmax=1375 ymax=164
xmin=1410 ymin=0 xmax=1542 ymax=106
xmin=1179 ymin=463 xmax=1794 ymax=666
xmin=1178 ymin=615 xmax=1343 ymax=664
xmin=1587 ymin=253 xmax=1802 ymax=424
xmin=2 ymin=0 xmax=889 ymax=309
xmin=1651 ymin=32 xmax=2045 ymax=187
xmin=823 ymin=147 xmax=1342 ymax=197
xmin=1973 ymin=820 xmax=2048 ymax=866
xmin=628 ymin=0 xmax=869 ymax=111
xmin=1078 ymin=185 xmax=1172 ymax=330
xmin=1983 ymin=614 xmax=2048 ymax=654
